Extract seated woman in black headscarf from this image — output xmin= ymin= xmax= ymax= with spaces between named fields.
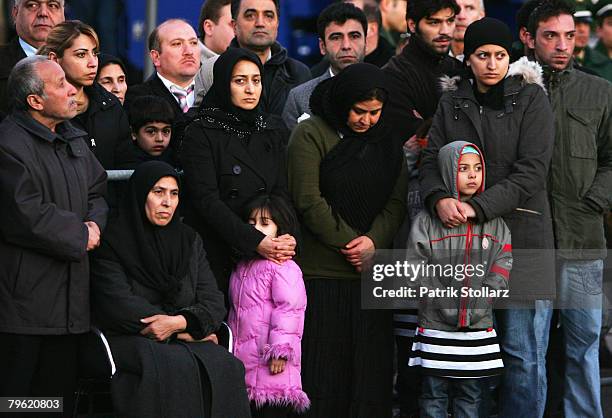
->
xmin=90 ymin=161 xmax=250 ymax=418
xmin=181 ymin=48 xmax=296 ymax=297
xmin=287 ymin=63 xmax=407 ymax=417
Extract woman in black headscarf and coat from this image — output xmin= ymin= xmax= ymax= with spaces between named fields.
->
xmin=181 ymin=48 xmax=296 ymax=298
xmin=90 ymin=161 xmax=251 ymax=418
xmin=287 ymin=63 xmax=407 ymax=417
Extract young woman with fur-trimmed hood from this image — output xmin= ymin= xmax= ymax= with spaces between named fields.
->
xmin=418 ymin=18 xmax=557 ymax=417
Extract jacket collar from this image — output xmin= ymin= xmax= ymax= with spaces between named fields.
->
xmin=229 ymin=38 xmax=287 ymax=66
xmin=11 ymin=110 xmax=86 ymax=143
xmin=84 ymin=82 xmax=118 ymax=113
xmin=439 ymin=56 xmax=546 ymax=98
xmin=403 ymin=33 xmax=449 ymax=66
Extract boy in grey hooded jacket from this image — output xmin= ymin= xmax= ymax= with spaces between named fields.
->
xmin=407 ymin=141 xmax=512 ymax=416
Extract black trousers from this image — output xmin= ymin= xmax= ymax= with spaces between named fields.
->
xmin=296 ymin=278 xmax=393 ymax=418
xmin=0 ymin=333 xmax=79 ymax=417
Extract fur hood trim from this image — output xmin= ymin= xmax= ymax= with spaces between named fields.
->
xmin=439 ymin=57 xmax=546 ymax=93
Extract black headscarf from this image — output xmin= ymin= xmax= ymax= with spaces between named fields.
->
xmin=311 ymin=63 xmax=404 ymax=234
xmin=94 ymin=161 xmax=196 ymax=310
xmin=199 ymin=48 xmax=266 ymax=134
xmin=96 ymin=53 xmax=128 ymax=81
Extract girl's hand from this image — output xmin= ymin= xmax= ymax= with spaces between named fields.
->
xmin=256 ymin=235 xmax=296 ymax=264
xmin=140 ymin=314 xmax=186 ymax=341
xmin=269 ymin=358 xmax=286 ymax=374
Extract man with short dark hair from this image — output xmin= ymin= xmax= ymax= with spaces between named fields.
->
xmin=310 ymin=1 xmax=395 ymax=77
xmin=526 ymin=1 xmax=612 ymax=417
xmin=0 ymin=55 xmax=108 ymax=414
xmin=511 ymin=0 xmax=542 ymax=61
xmin=0 ymin=0 xmax=66 ymax=114
xmin=198 ymin=0 xmax=233 ymax=60
xmin=282 ymin=2 xmax=367 ymax=129
xmin=197 ymin=0 xmax=311 ymax=115
xmin=383 ymin=0 xmax=462 ymax=137
xmin=126 ymin=19 xmax=200 ymax=151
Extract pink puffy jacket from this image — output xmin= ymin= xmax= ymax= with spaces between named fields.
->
xmin=228 ymin=259 xmax=310 ymax=412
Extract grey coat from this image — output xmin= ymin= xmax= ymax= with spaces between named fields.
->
xmin=409 ymin=141 xmax=512 ymax=330
xmin=281 ymin=69 xmax=331 ymax=130
xmin=419 ymin=57 xmax=556 ymax=300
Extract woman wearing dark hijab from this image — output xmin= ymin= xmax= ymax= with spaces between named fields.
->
xmin=181 ymin=48 xmax=296 ymax=298
xmin=287 ymin=63 xmax=407 ymax=417
xmin=91 ymin=161 xmax=251 ymax=418
xmin=96 ymin=53 xmax=128 ymax=105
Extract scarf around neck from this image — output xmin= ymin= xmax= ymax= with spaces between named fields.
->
xmin=199 ymin=48 xmax=266 ymax=136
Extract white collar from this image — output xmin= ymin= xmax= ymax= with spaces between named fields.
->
xmin=156 ymin=72 xmax=195 ymax=92
xmin=19 ymin=38 xmax=38 ymax=57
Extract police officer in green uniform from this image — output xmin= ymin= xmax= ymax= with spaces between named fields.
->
xmin=593 ymin=0 xmax=612 ymax=59
xmin=573 ymin=0 xmax=612 ymax=81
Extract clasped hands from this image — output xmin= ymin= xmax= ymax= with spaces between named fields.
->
xmin=140 ymin=314 xmax=217 ymax=344
xmin=341 ymin=235 xmax=375 ymax=273
xmin=256 ymin=234 xmax=296 ymax=264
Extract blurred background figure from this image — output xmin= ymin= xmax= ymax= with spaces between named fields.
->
xmin=379 ymin=0 xmax=407 ymax=48
xmin=572 ymin=0 xmax=612 ymax=82
xmin=450 ymin=0 xmax=485 ymax=61
xmin=197 ymin=0 xmax=233 ymax=60
xmin=0 ymin=0 xmax=65 ymax=114
xmin=96 ymin=53 xmax=128 ymax=104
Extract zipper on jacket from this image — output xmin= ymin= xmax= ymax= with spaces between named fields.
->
xmin=459 ymin=223 xmax=473 ymax=328
xmin=234 ymin=263 xmax=249 ymax=347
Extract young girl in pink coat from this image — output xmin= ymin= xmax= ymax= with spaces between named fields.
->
xmin=228 ymin=195 xmax=310 ymax=418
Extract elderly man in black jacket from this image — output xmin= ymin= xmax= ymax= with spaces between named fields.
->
xmin=0 ymin=56 xmax=108 ymax=414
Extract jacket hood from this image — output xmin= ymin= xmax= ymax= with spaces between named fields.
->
xmin=439 ymin=56 xmax=546 ymax=93
xmin=438 ymin=140 xmax=485 ymax=200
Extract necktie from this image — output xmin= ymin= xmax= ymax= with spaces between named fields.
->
xmin=171 ymin=85 xmax=194 ymax=113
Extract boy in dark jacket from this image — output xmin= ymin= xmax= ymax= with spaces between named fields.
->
xmin=407 ymin=141 xmax=512 ymax=417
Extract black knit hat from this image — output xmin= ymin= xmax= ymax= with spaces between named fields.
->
xmin=463 ymin=17 xmax=513 ymax=59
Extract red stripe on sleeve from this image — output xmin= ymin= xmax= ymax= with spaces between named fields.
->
xmin=490 ymin=264 xmax=510 ymax=280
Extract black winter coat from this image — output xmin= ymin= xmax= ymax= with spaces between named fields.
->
xmin=0 ymin=111 xmax=108 ymax=335
xmin=91 ymin=235 xmax=250 ymax=418
xmin=419 ymin=58 xmax=556 ymax=300
xmin=71 ymin=82 xmax=134 ymax=169
xmin=180 ymin=114 xmax=290 ymax=294
xmin=383 ymin=34 xmax=463 ymax=138
xmin=228 ymin=39 xmax=311 ymax=116
xmin=0 ymin=38 xmax=26 ymax=115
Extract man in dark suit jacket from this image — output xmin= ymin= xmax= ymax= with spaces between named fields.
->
xmin=0 ymin=0 xmax=65 ymax=114
xmin=125 ymin=19 xmax=201 ymax=153
xmin=282 ymin=2 xmax=367 ymax=130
